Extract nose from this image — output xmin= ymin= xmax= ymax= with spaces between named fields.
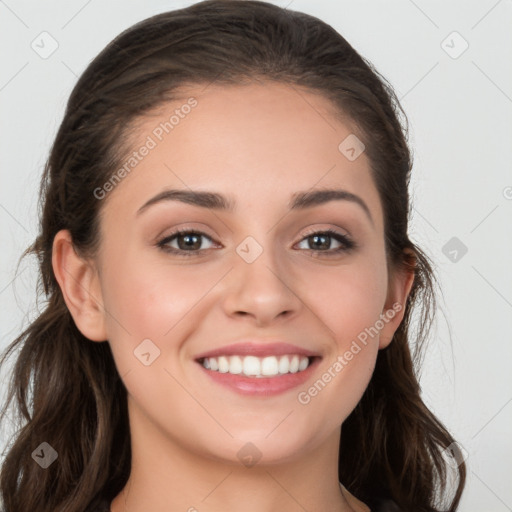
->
xmin=220 ymin=242 xmax=303 ymax=327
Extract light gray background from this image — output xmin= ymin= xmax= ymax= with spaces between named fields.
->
xmin=1 ymin=1 xmax=511 ymax=510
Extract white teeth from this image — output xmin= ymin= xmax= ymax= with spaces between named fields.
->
xmin=218 ymin=356 xmax=229 ymax=373
xmin=278 ymin=356 xmax=289 ymax=374
xmin=201 ymin=354 xmax=312 ymax=377
xmin=299 ymin=356 xmax=309 ymax=371
xmin=243 ymin=356 xmax=260 ymax=376
xmin=261 ymin=356 xmax=279 ymax=376
xmin=289 ymin=355 xmax=299 ymax=373
xmin=229 ymin=355 xmax=243 ymax=374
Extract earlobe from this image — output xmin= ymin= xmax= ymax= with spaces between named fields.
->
xmin=52 ymin=229 xmax=108 ymax=342
xmin=378 ymin=249 xmax=416 ymax=350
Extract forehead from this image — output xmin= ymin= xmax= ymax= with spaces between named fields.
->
xmin=102 ymin=81 xmax=383 ymax=229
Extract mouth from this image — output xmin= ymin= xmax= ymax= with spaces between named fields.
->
xmin=193 ymin=342 xmax=322 ymax=396
xmin=198 ymin=354 xmax=317 ymax=378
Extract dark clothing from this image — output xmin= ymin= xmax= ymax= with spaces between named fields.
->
xmin=366 ymin=497 xmax=405 ymax=511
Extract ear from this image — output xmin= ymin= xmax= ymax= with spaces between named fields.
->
xmin=378 ymin=248 xmax=416 ymax=349
xmin=52 ymin=229 xmax=107 ymax=342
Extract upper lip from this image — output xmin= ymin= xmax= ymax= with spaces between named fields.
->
xmin=194 ymin=341 xmax=321 ymax=360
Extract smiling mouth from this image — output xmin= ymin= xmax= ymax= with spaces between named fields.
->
xmin=197 ymin=354 xmax=318 ymax=378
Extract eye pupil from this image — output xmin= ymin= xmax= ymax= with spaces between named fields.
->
xmin=179 ymin=233 xmax=201 ymax=250
xmin=310 ymin=234 xmax=330 ymax=250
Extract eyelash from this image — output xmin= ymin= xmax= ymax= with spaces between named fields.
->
xmin=156 ymin=227 xmax=357 ymax=258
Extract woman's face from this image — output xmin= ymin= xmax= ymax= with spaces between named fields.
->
xmin=86 ymin=82 xmax=410 ymax=464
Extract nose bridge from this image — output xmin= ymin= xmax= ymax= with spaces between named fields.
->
xmin=221 ymin=232 xmax=302 ymax=324
xmin=236 ymin=232 xmax=289 ymax=292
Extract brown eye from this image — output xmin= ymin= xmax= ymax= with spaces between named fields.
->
xmin=296 ymin=229 xmax=355 ymax=254
xmin=157 ymin=230 xmax=216 ymax=255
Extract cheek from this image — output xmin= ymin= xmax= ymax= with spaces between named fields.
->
xmin=99 ymin=254 xmax=219 ymax=367
xmin=294 ymin=254 xmax=387 ymax=416
xmin=296 ymin=265 xmax=385 ymax=433
xmin=302 ymin=256 xmax=388 ymax=346
xmin=296 ymin=345 xmax=377 ymax=444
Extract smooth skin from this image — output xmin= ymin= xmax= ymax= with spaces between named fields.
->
xmin=52 ymin=81 xmax=414 ymax=512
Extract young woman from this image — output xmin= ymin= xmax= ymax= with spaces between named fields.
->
xmin=0 ymin=1 xmax=466 ymax=511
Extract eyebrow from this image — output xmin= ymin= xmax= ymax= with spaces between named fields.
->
xmin=136 ymin=188 xmax=373 ymax=225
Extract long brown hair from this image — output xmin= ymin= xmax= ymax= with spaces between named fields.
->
xmin=0 ymin=1 xmax=466 ymax=510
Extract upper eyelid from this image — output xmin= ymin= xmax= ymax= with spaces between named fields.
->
xmin=300 ymin=225 xmax=351 ymax=238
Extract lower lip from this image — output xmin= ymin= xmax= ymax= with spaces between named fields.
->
xmin=196 ymin=358 xmax=321 ymax=396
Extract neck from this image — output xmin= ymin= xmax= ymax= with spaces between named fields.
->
xmin=110 ymin=396 xmax=362 ymax=512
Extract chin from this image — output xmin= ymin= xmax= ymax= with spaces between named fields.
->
xmin=215 ymin=428 xmax=319 ymax=467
